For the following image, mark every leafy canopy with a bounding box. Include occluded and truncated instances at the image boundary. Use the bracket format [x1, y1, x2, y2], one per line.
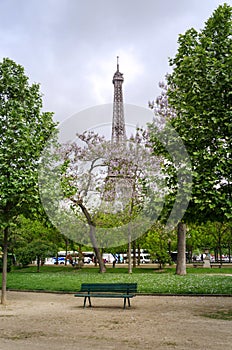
[0, 58, 57, 226]
[150, 4, 232, 224]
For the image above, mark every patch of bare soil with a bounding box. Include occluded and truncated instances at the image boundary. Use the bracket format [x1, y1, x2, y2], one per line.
[0, 291, 232, 350]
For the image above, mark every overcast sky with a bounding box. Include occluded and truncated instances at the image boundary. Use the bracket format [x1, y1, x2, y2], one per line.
[0, 0, 228, 125]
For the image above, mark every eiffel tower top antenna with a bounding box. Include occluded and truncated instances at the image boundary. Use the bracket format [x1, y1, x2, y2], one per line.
[111, 56, 126, 143]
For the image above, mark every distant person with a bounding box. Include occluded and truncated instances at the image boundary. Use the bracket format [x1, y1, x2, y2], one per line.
[66, 254, 74, 266]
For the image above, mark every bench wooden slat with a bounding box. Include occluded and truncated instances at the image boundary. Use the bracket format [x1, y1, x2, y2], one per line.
[75, 294, 134, 298]
[80, 283, 137, 292]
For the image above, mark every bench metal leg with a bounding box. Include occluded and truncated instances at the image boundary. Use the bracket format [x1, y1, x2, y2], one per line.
[83, 296, 87, 308]
[83, 296, 92, 308]
[123, 298, 131, 309]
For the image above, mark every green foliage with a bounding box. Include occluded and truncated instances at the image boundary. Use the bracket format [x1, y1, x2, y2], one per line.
[10, 215, 63, 249]
[148, 5, 232, 276]
[0, 57, 57, 227]
[179, 221, 232, 260]
[0, 254, 14, 272]
[144, 223, 174, 267]
[166, 4, 232, 223]
[16, 240, 57, 267]
[0, 57, 57, 301]
[6, 216, 64, 267]
[198, 221, 232, 258]
[14, 248, 33, 267]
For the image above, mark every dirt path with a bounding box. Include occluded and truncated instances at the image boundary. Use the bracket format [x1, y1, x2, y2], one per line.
[0, 291, 232, 350]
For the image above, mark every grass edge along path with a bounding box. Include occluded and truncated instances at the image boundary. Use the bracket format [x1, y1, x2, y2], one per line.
[1, 266, 232, 296]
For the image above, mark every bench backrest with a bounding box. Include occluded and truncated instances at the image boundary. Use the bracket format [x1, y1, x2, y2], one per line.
[80, 283, 137, 294]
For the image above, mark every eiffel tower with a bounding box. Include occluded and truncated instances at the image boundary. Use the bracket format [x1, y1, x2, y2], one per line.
[103, 58, 133, 209]
[111, 56, 126, 143]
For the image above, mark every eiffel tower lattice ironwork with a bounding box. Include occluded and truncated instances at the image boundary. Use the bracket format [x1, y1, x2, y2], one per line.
[103, 57, 133, 209]
[111, 56, 126, 143]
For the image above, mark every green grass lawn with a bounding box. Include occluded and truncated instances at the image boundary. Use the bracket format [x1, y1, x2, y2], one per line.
[1, 265, 232, 295]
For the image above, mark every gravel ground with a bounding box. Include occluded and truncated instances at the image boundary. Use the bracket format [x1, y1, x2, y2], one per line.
[0, 291, 232, 350]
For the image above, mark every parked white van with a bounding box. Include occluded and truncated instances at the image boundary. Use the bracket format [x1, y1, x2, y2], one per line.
[140, 254, 151, 264]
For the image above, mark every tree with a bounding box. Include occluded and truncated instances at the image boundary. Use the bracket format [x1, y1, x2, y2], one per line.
[0, 58, 56, 304]
[39, 129, 161, 273]
[184, 221, 232, 262]
[167, 4, 232, 222]
[17, 239, 57, 272]
[5, 215, 62, 268]
[144, 222, 173, 269]
[199, 221, 232, 262]
[149, 84, 192, 275]
[149, 4, 232, 274]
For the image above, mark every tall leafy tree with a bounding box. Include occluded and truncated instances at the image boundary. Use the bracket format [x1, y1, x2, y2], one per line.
[0, 58, 56, 304]
[149, 4, 232, 274]
[167, 4, 231, 222]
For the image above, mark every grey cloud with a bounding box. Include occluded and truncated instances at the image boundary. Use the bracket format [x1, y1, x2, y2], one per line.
[0, 0, 227, 121]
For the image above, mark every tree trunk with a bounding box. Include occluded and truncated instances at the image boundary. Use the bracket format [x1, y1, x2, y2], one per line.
[1, 227, 9, 305]
[137, 244, 141, 266]
[132, 240, 136, 268]
[128, 240, 132, 274]
[215, 248, 218, 262]
[37, 257, 40, 272]
[176, 222, 186, 275]
[78, 245, 84, 268]
[218, 236, 222, 263]
[65, 239, 68, 266]
[128, 224, 132, 274]
[89, 225, 106, 273]
[78, 202, 106, 273]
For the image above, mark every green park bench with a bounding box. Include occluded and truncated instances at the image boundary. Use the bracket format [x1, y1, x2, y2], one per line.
[74, 283, 137, 309]
[210, 262, 222, 268]
[193, 262, 204, 268]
